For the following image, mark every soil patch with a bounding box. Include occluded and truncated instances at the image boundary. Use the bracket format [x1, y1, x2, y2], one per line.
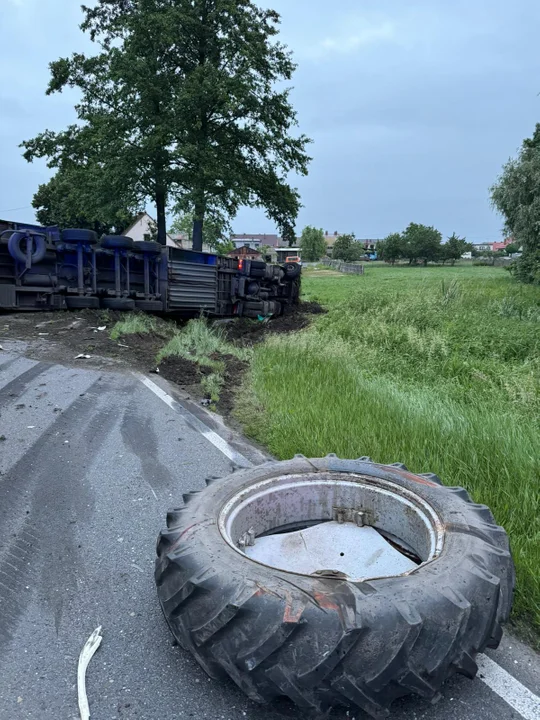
[0, 309, 175, 372]
[222, 301, 325, 347]
[1, 300, 323, 417]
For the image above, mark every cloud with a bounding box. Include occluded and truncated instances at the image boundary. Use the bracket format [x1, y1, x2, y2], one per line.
[320, 20, 396, 54]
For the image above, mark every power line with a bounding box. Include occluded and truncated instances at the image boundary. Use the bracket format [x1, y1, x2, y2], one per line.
[0, 205, 32, 215]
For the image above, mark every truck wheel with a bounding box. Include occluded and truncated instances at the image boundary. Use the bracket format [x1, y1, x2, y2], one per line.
[61, 229, 99, 245]
[101, 297, 135, 310]
[8, 232, 47, 264]
[156, 456, 514, 718]
[133, 241, 163, 254]
[282, 262, 301, 280]
[101, 235, 135, 250]
[65, 296, 100, 309]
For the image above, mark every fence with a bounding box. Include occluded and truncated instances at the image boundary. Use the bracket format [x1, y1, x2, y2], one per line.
[320, 257, 365, 275]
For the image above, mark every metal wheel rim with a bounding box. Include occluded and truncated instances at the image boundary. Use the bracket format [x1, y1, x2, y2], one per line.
[218, 472, 444, 581]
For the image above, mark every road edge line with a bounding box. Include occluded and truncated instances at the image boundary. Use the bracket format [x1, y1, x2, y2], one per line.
[477, 654, 540, 719]
[136, 373, 253, 468]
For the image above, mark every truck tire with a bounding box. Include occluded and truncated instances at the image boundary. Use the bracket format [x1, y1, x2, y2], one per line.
[101, 297, 135, 310]
[101, 235, 135, 250]
[61, 229, 99, 245]
[155, 456, 514, 718]
[8, 232, 47, 264]
[65, 296, 100, 309]
[133, 241, 162, 254]
[282, 261, 301, 280]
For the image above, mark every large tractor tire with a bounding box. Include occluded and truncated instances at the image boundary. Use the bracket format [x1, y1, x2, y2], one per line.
[155, 456, 514, 719]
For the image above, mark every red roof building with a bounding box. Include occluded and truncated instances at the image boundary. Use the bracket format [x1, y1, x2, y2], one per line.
[492, 237, 515, 252]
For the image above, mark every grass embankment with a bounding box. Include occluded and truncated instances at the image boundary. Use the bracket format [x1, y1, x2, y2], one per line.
[239, 265, 540, 635]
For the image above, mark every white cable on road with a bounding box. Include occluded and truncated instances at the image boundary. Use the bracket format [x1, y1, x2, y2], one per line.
[137, 374, 253, 467]
[477, 654, 540, 720]
[77, 626, 103, 720]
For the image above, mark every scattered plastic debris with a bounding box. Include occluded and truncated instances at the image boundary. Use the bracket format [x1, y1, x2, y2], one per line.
[77, 626, 103, 720]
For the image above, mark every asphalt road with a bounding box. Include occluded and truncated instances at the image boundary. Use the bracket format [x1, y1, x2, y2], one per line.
[0, 344, 539, 720]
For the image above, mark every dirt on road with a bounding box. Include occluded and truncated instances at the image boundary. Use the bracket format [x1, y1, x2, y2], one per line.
[0, 303, 323, 416]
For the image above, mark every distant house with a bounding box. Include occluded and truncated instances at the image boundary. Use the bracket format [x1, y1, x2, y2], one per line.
[276, 247, 302, 263]
[322, 232, 379, 253]
[473, 242, 495, 252]
[323, 231, 341, 251]
[492, 237, 515, 253]
[125, 212, 179, 248]
[228, 245, 263, 260]
[231, 233, 282, 249]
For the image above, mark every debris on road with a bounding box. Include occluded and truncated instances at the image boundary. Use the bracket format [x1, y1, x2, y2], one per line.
[77, 626, 103, 720]
[75, 354, 92, 360]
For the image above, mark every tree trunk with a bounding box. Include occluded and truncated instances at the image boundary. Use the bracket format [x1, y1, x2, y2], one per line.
[156, 190, 167, 246]
[192, 196, 206, 252]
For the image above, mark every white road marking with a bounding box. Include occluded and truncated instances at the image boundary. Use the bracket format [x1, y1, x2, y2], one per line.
[137, 374, 253, 468]
[477, 655, 540, 720]
[138, 374, 540, 720]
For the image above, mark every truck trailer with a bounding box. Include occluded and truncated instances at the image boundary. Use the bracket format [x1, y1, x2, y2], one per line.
[0, 224, 301, 317]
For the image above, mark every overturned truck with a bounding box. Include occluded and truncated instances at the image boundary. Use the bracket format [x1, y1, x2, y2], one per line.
[0, 223, 301, 316]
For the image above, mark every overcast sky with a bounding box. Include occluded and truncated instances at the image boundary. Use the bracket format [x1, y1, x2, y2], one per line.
[2, 0, 540, 241]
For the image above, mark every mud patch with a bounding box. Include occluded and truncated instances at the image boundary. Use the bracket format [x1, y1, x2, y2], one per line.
[222, 302, 325, 347]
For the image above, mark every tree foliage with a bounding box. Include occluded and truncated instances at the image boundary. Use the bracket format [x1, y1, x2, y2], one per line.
[32, 164, 136, 234]
[21, 0, 311, 248]
[169, 209, 227, 249]
[491, 124, 540, 283]
[441, 233, 471, 265]
[332, 233, 366, 262]
[402, 223, 442, 266]
[299, 226, 326, 261]
[378, 232, 405, 264]
[505, 242, 520, 256]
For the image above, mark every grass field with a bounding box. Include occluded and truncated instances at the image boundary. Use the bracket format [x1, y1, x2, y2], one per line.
[239, 264, 540, 635]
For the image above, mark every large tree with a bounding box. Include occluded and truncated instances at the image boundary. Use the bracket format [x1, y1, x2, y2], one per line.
[402, 223, 442, 265]
[21, 0, 311, 248]
[299, 226, 326, 261]
[491, 124, 540, 284]
[32, 164, 137, 234]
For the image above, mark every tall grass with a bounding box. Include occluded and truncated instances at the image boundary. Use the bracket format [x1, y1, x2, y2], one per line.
[240, 266, 540, 632]
[110, 313, 161, 340]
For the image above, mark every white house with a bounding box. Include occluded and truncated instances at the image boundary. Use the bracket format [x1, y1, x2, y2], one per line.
[124, 213, 215, 252]
[124, 212, 179, 248]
